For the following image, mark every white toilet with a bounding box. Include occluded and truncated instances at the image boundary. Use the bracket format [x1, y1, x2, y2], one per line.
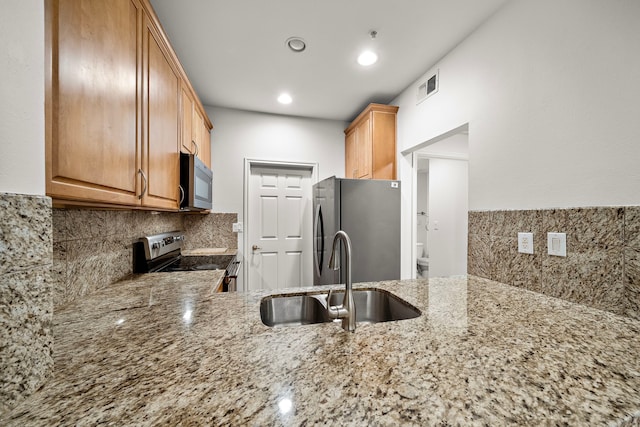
[416, 243, 429, 278]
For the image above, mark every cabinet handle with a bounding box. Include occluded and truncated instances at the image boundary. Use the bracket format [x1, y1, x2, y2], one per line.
[191, 141, 199, 156]
[138, 169, 148, 199]
[252, 245, 261, 251]
[179, 185, 185, 205]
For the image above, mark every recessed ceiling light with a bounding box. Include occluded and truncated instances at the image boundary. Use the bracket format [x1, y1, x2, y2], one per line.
[357, 50, 378, 66]
[357, 30, 379, 66]
[278, 93, 292, 104]
[286, 37, 306, 53]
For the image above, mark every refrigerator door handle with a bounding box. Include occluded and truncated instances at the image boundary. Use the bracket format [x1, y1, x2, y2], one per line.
[314, 204, 324, 277]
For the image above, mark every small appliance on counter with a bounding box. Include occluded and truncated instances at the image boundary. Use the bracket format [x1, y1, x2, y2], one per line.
[133, 231, 240, 291]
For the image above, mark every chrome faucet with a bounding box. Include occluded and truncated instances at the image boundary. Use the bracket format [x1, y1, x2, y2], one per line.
[326, 230, 356, 332]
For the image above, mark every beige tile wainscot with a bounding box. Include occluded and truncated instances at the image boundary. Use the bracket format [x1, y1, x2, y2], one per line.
[2, 276, 640, 425]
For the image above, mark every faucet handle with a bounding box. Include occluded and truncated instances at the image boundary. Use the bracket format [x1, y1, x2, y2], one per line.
[326, 288, 339, 320]
[327, 289, 334, 308]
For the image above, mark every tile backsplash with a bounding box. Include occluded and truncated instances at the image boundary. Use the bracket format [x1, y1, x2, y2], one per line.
[0, 193, 53, 415]
[52, 210, 237, 308]
[468, 206, 640, 320]
[183, 212, 238, 250]
[1, 195, 238, 415]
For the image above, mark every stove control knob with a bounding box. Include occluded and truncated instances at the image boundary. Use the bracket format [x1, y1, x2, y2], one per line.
[151, 242, 160, 250]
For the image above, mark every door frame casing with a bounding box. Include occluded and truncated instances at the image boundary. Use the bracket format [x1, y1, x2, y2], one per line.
[403, 123, 469, 279]
[412, 152, 468, 278]
[243, 158, 319, 292]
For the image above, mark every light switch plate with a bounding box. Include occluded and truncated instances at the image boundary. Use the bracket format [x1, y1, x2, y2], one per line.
[518, 232, 534, 254]
[547, 232, 567, 257]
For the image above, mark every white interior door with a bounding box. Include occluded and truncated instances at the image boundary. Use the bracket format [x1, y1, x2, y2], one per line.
[247, 164, 313, 291]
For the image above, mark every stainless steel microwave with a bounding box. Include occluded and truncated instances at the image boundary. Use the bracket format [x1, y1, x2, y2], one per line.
[180, 153, 213, 211]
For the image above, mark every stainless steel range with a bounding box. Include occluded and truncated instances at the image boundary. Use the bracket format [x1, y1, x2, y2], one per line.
[133, 231, 240, 291]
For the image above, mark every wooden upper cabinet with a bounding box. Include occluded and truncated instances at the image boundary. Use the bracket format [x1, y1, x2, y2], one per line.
[199, 118, 212, 169]
[344, 103, 399, 180]
[192, 108, 204, 158]
[355, 116, 372, 179]
[141, 11, 180, 210]
[180, 85, 195, 155]
[180, 81, 212, 168]
[345, 131, 356, 179]
[46, 0, 142, 205]
[45, 0, 212, 210]
[194, 108, 212, 168]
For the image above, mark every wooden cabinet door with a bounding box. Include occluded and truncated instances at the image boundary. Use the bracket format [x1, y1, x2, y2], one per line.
[343, 104, 398, 181]
[191, 108, 211, 168]
[200, 122, 211, 169]
[46, 0, 142, 205]
[141, 12, 179, 210]
[355, 116, 372, 179]
[181, 86, 211, 168]
[192, 108, 204, 157]
[180, 85, 195, 155]
[345, 130, 356, 178]
[371, 111, 397, 180]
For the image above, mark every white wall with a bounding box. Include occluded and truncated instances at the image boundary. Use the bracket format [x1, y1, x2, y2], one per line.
[207, 106, 346, 214]
[0, 0, 45, 195]
[427, 158, 468, 277]
[206, 106, 346, 289]
[416, 170, 428, 250]
[395, 0, 640, 211]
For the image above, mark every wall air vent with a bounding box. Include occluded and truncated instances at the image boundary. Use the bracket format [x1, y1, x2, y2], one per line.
[416, 69, 439, 105]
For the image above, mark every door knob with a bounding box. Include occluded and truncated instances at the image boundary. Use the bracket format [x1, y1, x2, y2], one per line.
[252, 245, 261, 251]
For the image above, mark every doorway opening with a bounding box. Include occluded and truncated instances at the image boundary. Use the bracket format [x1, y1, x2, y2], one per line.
[243, 159, 318, 292]
[410, 125, 469, 278]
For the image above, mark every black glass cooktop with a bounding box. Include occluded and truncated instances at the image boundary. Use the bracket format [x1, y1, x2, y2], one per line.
[159, 255, 235, 272]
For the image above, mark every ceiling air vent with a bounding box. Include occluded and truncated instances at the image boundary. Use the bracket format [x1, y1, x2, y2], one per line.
[416, 70, 439, 105]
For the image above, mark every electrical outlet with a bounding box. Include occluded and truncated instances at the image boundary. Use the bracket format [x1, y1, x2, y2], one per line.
[232, 222, 243, 233]
[547, 232, 567, 257]
[518, 232, 534, 254]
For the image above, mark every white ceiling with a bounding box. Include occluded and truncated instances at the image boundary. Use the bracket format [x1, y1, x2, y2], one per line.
[149, 0, 509, 122]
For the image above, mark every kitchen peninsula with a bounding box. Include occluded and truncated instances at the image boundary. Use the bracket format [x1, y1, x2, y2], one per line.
[2, 275, 640, 425]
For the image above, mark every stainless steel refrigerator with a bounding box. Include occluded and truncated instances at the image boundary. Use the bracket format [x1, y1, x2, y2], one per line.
[313, 176, 401, 285]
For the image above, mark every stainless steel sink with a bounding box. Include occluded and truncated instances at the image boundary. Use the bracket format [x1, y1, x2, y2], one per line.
[260, 288, 421, 327]
[328, 289, 421, 324]
[260, 295, 330, 327]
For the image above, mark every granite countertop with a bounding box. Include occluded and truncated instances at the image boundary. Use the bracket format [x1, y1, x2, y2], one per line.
[3, 275, 640, 426]
[177, 247, 237, 291]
